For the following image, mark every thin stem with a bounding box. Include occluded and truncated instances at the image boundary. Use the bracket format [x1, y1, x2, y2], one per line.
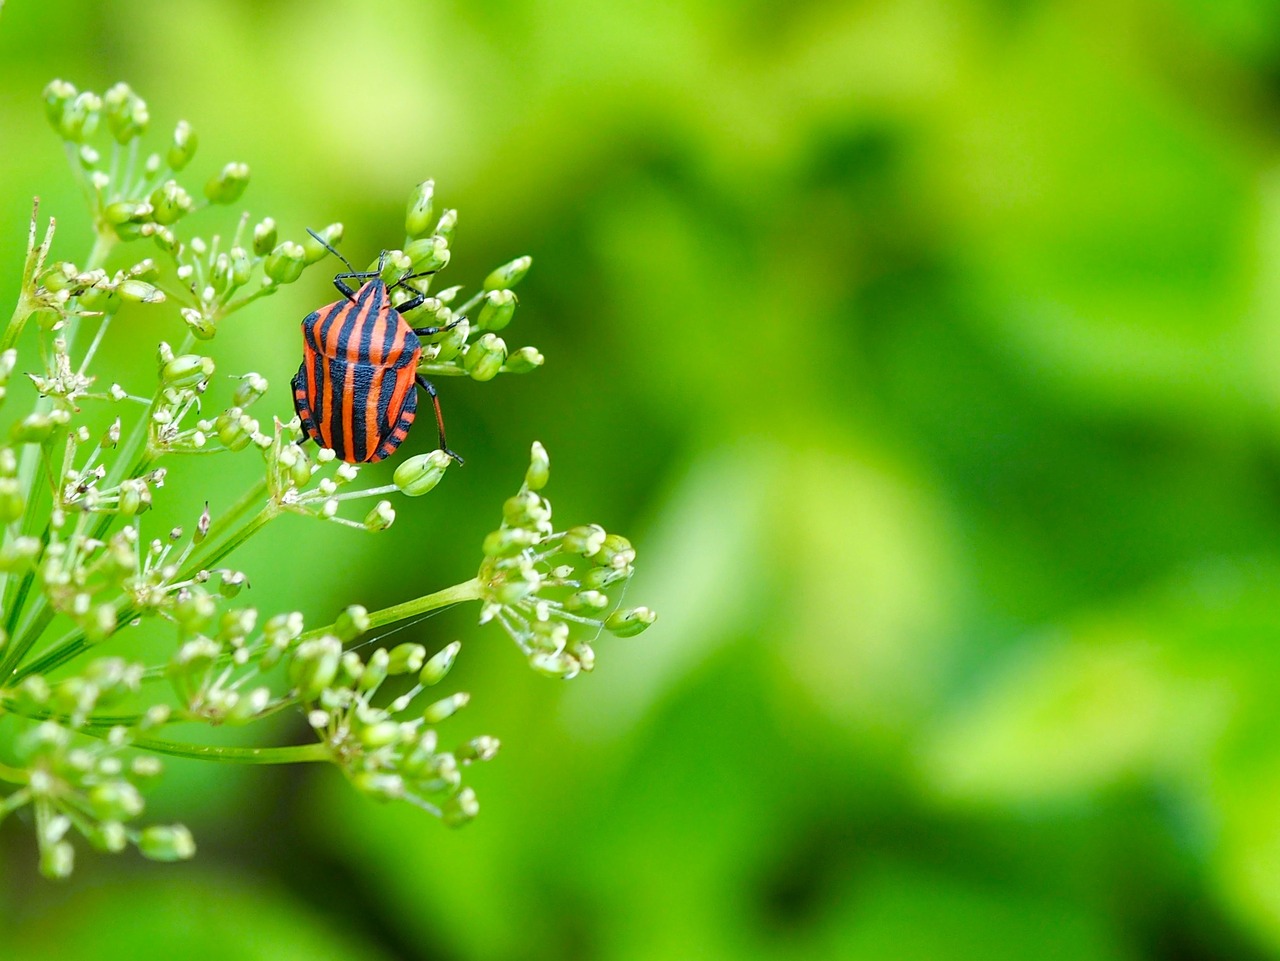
[94, 730, 329, 765]
[296, 577, 484, 644]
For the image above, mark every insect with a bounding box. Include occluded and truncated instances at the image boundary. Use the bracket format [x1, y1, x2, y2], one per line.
[292, 229, 463, 465]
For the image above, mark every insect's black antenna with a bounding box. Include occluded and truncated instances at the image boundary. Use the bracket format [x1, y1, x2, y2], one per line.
[306, 227, 357, 273]
[390, 268, 439, 292]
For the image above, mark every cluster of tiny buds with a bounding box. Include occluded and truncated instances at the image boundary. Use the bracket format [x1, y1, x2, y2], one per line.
[41, 79, 336, 342]
[165, 608, 301, 724]
[476, 442, 656, 679]
[0, 719, 192, 878]
[290, 611, 494, 824]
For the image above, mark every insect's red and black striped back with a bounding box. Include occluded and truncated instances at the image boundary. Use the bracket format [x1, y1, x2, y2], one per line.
[292, 279, 421, 463]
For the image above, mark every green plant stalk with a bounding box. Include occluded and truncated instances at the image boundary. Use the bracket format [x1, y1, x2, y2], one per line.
[92, 731, 329, 765]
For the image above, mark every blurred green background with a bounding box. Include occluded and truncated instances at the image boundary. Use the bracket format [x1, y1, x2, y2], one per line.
[6, 0, 1280, 958]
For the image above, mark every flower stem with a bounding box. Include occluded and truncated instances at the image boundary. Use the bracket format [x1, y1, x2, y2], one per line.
[100, 731, 329, 765]
[296, 577, 484, 644]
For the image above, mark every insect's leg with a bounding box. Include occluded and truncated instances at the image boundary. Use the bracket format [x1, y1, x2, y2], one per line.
[331, 269, 381, 301]
[412, 314, 467, 337]
[415, 374, 463, 465]
[391, 270, 444, 313]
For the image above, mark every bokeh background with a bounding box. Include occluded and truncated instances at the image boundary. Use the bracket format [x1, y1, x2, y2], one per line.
[5, 0, 1280, 958]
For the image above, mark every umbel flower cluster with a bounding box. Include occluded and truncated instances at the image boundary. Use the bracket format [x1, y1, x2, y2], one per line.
[0, 81, 655, 877]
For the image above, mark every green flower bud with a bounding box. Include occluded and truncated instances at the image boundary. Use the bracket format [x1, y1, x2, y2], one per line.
[104, 201, 152, 227]
[528, 650, 579, 679]
[482, 527, 540, 558]
[173, 588, 216, 633]
[569, 640, 596, 672]
[79, 282, 121, 315]
[11, 412, 58, 445]
[252, 218, 277, 257]
[59, 91, 102, 141]
[405, 235, 450, 273]
[405, 180, 436, 238]
[117, 478, 152, 516]
[169, 637, 221, 679]
[218, 608, 257, 642]
[229, 374, 266, 409]
[264, 612, 304, 647]
[387, 642, 426, 675]
[43, 79, 76, 129]
[288, 444, 313, 488]
[423, 691, 470, 724]
[204, 162, 250, 205]
[375, 250, 411, 286]
[358, 648, 390, 693]
[149, 181, 192, 226]
[138, 825, 196, 862]
[264, 242, 306, 284]
[364, 500, 396, 532]
[463, 333, 506, 382]
[339, 650, 364, 687]
[435, 209, 458, 244]
[226, 686, 271, 724]
[87, 782, 145, 821]
[590, 533, 636, 569]
[351, 772, 405, 800]
[483, 255, 532, 291]
[303, 223, 344, 265]
[605, 606, 656, 637]
[477, 289, 517, 331]
[103, 82, 148, 143]
[358, 719, 401, 749]
[40, 841, 74, 879]
[419, 640, 461, 686]
[289, 636, 342, 701]
[214, 410, 252, 450]
[525, 441, 550, 490]
[566, 590, 609, 612]
[583, 564, 633, 590]
[118, 278, 165, 304]
[393, 449, 452, 496]
[489, 567, 541, 605]
[334, 604, 370, 642]
[160, 353, 214, 390]
[431, 315, 469, 362]
[503, 490, 550, 528]
[0, 478, 24, 524]
[87, 821, 128, 854]
[228, 246, 253, 286]
[40, 261, 80, 292]
[0, 536, 40, 572]
[457, 735, 501, 763]
[168, 119, 198, 170]
[530, 619, 569, 653]
[442, 787, 479, 827]
[504, 346, 544, 374]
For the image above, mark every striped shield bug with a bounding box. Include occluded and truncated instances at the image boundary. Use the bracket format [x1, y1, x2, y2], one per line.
[292, 229, 463, 465]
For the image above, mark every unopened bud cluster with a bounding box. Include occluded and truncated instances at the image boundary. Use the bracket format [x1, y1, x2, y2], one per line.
[291, 625, 494, 824]
[376, 182, 545, 384]
[476, 442, 655, 679]
[0, 717, 192, 877]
